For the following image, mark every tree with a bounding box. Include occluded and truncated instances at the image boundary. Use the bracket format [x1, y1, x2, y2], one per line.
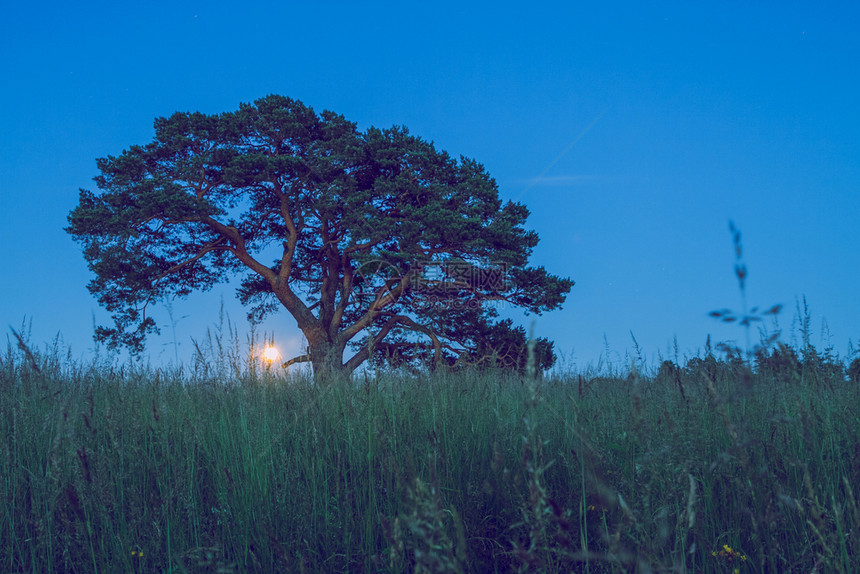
[67, 95, 574, 380]
[370, 314, 558, 376]
[848, 357, 860, 385]
[753, 342, 801, 384]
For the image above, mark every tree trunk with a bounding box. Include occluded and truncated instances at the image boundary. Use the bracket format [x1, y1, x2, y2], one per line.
[306, 338, 350, 384]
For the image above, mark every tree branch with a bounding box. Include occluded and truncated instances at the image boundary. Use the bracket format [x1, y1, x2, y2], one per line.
[343, 314, 401, 372]
[282, 354, 311, 368]
[330, 252, 354, 334]
[201, 216, 272, 277]
[390, 315, 443, 366]
[343, 313, 445, 372]
[152, 237, 228, 283]
[278, 182, 299, 284]
[337, 273, 411, 345]
[202, 214, 318, 330]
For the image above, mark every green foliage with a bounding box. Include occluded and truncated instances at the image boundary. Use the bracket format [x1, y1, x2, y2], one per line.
[849, 357, 860, 384]
[3, 336, 859, 572]
[754, 342, 802, 383]
[370, 315, 556, 375]
[462, 318, 556, 374]
[67, 95, 573, 376]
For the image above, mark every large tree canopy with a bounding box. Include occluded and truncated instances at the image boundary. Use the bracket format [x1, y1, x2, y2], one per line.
[67, 95, 574, 379]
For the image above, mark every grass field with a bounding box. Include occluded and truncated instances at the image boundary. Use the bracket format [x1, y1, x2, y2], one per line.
[2, 333, 859, 573]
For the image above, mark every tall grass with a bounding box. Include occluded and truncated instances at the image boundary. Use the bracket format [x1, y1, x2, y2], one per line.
[1, 330, 859, 572]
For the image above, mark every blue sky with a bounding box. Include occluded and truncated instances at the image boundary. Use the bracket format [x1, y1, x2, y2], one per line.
[2, 1, 858, 371]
